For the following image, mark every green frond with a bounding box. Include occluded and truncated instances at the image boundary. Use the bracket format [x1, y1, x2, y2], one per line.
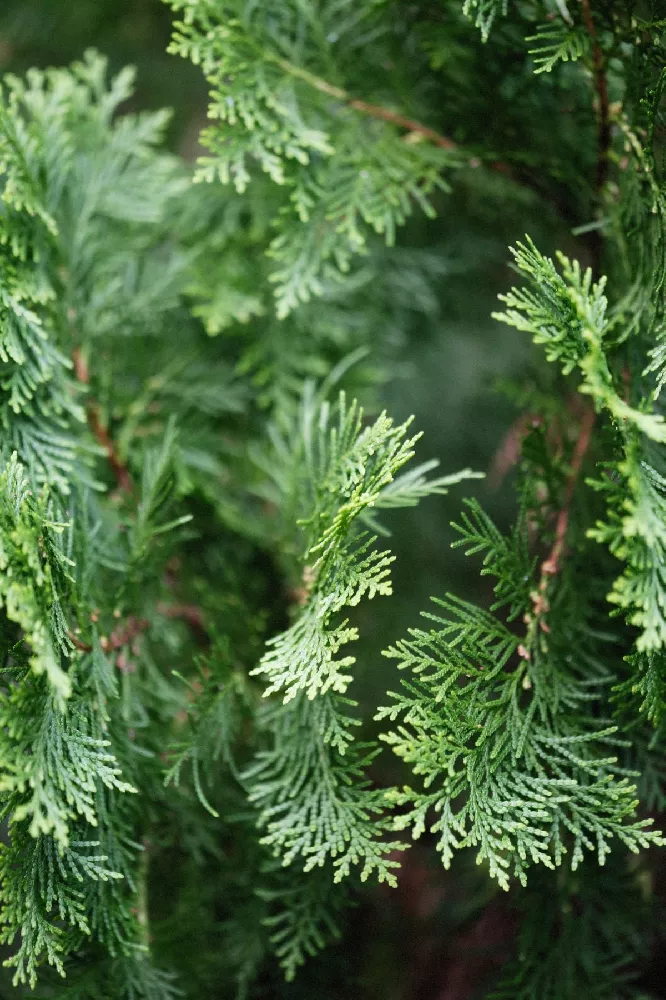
[489, 859, 649, 999]
[246, 387, 472, 881]
[251, 390, 428, 702]
[165, 0, 458, 313]
[379, 506, 662, 890]
[495, 238, 662, 439]
[451, 497, 534, 619]
[267, 134, 452, 318]
[259, 865, 347, 981]
[527, 22, 590, 75]
[461, 0, 508, 41]
[0, 455, 75, 701]
[246, 693, 407, 884]
[0, 832, 123, 987]
[590, 445, 666, 654]
[0, 676, 135, 847]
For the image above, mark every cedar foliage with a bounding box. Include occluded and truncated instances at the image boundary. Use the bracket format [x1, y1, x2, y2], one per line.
[0, 1, 666, 998]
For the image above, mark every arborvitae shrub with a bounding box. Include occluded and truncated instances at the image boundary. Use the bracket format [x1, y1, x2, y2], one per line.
[0, 1, 666, 998]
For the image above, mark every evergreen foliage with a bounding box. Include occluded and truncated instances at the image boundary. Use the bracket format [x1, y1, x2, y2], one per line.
[1, 1, 666, 998]
[379, 498, 660, 890]
[164, 0, 459, 317]
[245, 387, 473, 884]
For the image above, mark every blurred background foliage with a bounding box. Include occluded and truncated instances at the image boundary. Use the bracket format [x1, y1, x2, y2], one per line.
[0, 2, 631, 998]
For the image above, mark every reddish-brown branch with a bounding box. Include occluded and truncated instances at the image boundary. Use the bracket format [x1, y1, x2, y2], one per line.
[68, 632, 94, 652]
[157, 602, 205, 630]
[69, 616, 149, 654]
[69, 604, 208, 655]
[347, 99, 457, 150]
[581, 0, 610, 191]
[530, 406, 596, 626]
[88, 408, 134, 494]
[349, 97, 536, 189]
[347, 99, 532, 184]
[272, 56, 458, 151]
[100, 617, 150, 653]
[272, 54, 539, 186]
[488, 413, 543, 489]
[73, 347, 134, 495]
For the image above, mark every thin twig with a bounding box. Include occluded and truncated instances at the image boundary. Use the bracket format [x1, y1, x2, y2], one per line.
[272, 55, 457, 150]
[266, 52, 558, 202]
[528, 406, 596, 629]
[488, 413, 543, 489]
[69, 616, 149, 654]
[73, 347, 134, 495]
[347, 98, 457, 150]
[69, 604, 208, 655]
[520, 2, 607, 639]
[581, 0, 610, 192]
[541, 407, 595, 576]
[522, 3, 608, 614]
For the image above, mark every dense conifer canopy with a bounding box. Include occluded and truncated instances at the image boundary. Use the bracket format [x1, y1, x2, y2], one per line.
[0, 1, 665, 997]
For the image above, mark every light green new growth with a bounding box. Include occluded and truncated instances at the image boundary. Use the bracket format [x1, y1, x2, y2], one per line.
[494, 241, 666, 664]
[462, 0, 509, 41]
[252, 392, 458, 702]
[527, 22, 590, 74]
[494, 240, 666, 443]
[247, 387, 475, 884]
[0, 456, 75, 702]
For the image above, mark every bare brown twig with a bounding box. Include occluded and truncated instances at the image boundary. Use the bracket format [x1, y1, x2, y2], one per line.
[70, 350, 211, 655]
[346, 98, 457, 150]
[69, 616, 149, 654]
[272, 56, 457, 151]
[156, 602, 210, 645]
[488, 413, 543, 489]
[529, 406, 596, 630]
[69, 605, 209, 655]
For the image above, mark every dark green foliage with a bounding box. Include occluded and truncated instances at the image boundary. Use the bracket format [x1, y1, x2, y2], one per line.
[489, 858, 651, 999]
